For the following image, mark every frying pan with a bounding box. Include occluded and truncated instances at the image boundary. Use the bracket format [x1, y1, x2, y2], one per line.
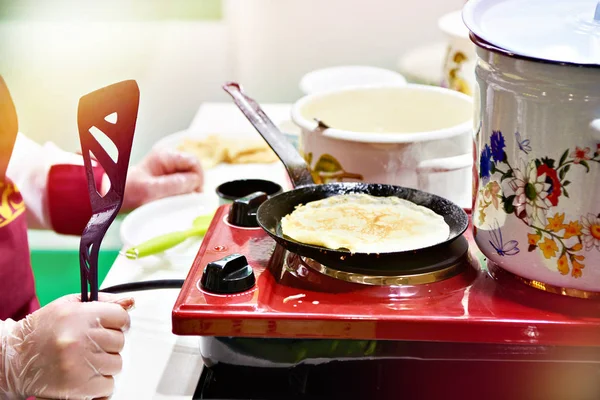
[223, 82, 469, 276]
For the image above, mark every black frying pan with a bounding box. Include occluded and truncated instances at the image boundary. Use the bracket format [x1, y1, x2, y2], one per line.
[223, 82, 469, 276]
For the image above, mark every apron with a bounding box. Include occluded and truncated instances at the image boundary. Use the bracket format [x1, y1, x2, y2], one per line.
[0, 141, 105, 321]
[0, 179, 39, 320]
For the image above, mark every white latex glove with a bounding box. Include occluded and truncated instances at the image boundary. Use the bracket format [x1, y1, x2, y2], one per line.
[121, 148, 204, 212]
[0, 293, 134, 400]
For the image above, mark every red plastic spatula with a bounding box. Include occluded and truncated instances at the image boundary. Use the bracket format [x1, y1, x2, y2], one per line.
[78, 80, 139, 302]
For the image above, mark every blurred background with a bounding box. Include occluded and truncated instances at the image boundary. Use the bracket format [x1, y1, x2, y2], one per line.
[0, 0, 462, 163]
[0, 0, 465, 304]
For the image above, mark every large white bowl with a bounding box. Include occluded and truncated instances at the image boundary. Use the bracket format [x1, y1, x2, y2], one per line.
[291, 84, 474, 208]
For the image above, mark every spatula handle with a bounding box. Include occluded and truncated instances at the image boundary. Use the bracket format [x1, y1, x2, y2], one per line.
[124, 214, 213, 259]
[223, 82, 314, 188]
[125, 227, 206, 259]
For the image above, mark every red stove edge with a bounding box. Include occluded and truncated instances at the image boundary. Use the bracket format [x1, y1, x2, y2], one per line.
[172, 205, 600, 347]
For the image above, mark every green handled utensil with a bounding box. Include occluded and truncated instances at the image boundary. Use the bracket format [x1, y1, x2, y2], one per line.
[124, 213, 214, 260]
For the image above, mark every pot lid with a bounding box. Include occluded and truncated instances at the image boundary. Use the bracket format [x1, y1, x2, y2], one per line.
[462, 0, 600, 66]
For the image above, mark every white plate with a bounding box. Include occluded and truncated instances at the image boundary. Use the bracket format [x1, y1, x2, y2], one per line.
[119, 193, 218, 260]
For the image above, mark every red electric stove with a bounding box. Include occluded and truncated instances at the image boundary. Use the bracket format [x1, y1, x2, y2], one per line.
[173, 204, 600, 400]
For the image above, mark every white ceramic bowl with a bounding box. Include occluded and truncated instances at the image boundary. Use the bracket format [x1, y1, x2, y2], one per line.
[396, 42, 446, 86]
[299, 66, 407, 95]
[291, 84, 474, 208]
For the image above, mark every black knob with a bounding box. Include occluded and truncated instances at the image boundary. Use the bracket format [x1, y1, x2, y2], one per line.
[200, 254, 256, 294]
[228, 191, 268, 227]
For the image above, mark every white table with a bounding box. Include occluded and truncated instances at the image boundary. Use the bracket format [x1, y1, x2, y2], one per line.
[103, 102, 293, 399]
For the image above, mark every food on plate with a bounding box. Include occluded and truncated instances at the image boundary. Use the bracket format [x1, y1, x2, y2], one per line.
[177, 135, 278, 169]
[281, 193, 449, 253]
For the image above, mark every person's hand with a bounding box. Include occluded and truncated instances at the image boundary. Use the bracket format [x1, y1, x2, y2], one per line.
[0, 293, 134, 400]
[121, 149, 204, 212]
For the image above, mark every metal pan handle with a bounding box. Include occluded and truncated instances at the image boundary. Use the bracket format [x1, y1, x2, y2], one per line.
[223, 82, 314, 188]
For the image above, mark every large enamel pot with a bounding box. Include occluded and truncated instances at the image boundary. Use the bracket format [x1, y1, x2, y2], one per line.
[465, 0, 600, 297]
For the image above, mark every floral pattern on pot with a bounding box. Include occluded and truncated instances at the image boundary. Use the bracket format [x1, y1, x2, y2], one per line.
[444, 50, 472, 96]
[303, 152, 364, 184]
[477, 131, 600, 278]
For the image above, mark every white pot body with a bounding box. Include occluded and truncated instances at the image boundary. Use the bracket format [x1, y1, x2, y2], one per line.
[472, 46, 600, 293]
[291, 85, 474, 208]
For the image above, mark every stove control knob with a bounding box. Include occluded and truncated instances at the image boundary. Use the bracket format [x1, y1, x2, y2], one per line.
[228, 191, 268, 228]
[200, 253, 256, 294]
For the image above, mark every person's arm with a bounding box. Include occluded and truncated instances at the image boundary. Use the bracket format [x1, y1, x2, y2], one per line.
[7, 133, 204, 236]
[6, 133, 109, 233]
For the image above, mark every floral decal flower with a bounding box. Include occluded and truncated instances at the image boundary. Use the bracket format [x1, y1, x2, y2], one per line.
[525, 212, 588, 278]
[536, 164, 561, 206]
[484, 181, 501, 210]
[570, 147, 591, 164]
[477, 181, 502, 225]
[476, 130, 600, 278]
[563, 221, 582, 239]
[581, 214, 600, 251]
[538, 237, 558, 259]
[571, 257, 585, 278]
[490, 131, 506, 162]
[545, 213, 564, 232]
[479, 144, 493, 184]
[507, 160, 551, 225]
[527, 233, 541, 247]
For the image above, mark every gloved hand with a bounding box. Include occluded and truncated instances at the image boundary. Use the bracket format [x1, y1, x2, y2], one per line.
[120, 149, 204, 212]
[0, 293, 134, 400]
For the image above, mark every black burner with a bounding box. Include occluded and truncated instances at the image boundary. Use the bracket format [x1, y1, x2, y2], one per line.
[193, 358, 600, 400]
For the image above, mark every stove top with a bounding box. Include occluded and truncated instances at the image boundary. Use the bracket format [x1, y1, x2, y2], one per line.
[172, 205, 600, 347]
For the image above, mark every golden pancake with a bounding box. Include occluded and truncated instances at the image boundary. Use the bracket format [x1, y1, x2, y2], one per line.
[280, 193, 450, 253]
[178, 137, 225, 169]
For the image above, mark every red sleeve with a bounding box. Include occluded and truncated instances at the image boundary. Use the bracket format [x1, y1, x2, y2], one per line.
[47, 164, 105, 236]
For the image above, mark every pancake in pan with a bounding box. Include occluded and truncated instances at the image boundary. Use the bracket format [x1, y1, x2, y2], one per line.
[280, 193, 450, 253]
